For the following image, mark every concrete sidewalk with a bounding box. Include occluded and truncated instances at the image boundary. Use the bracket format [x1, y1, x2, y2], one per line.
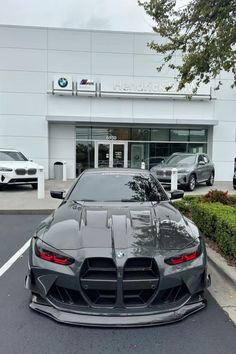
[0, 179, 235, 212]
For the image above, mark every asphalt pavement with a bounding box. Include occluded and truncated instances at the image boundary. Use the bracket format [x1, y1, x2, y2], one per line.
[0, 215, 235, 354]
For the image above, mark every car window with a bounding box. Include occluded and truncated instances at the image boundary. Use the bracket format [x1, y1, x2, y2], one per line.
[69, 172, 168, 202]
[0, 151, 28, 161]
[165, 154, 196, 165]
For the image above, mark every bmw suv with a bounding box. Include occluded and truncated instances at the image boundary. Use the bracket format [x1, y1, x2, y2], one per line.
[0, 148, 41, 189]
[151, 153, 215, 191]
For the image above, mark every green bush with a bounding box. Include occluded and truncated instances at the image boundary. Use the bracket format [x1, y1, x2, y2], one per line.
[175, 199, 236, 258]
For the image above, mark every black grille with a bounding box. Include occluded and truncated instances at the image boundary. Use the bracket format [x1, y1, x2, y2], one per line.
[15, 168, 26, 175]
[123, 258, 159, 306]
[152, 284, 190, 305]
[48, 285, 87, 307]
[28, 168, 37, 175]
[80, 258, 117, 306]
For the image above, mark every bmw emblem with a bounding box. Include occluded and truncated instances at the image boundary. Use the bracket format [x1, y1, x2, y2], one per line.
[116, 251, 125, 259]
[58, 77, 68, 88]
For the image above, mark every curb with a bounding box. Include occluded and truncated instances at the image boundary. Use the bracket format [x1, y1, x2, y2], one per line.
[206, 244, 236, 286]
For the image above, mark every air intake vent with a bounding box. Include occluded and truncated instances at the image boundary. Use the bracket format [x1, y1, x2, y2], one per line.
[123, 258, 159, 306]
[80, 258, 117, 306]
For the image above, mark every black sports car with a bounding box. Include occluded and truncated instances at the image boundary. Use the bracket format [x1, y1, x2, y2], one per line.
[26, 168, 210, 326]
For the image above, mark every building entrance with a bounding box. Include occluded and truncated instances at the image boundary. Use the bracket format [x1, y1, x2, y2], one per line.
[95, 141, 128, 168]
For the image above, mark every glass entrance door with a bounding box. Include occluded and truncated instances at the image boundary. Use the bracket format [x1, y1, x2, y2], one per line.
[95, 141, 128, 168]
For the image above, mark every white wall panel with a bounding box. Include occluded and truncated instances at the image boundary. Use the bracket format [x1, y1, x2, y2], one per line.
[92, 53, 133, 75]
[134, 54, 175, 77]
[173, 100, 214, 119]
[48, 29, 91, 51]
[49, 124, 75, 179]
[213, 122, 236, 142]
[91, 98, 132, 118]
[0, 71, 47, 93]
[91, 32, 133, 53]
[214, 81, 236, 101]
[0, 115, 48, 137]
[214, 101, 236, 122]
[0, 93, 46, 116]
[212, 142, 236, 162]
[47, 95, 90, 117]
[0, 48, 47, 71]
[214, 161, 235, 181]
[133, 99, 173, 119]
[0, 26, 47, 49]
[48, 50, 90, 73]
[134, 34, 166, 54]
[0, 136, 48, 159]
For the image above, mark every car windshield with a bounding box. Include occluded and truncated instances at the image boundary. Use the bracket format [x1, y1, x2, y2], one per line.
[69, 172, 167, 202]
[0, 151, 28, 161]
[165, 154, 196, 165]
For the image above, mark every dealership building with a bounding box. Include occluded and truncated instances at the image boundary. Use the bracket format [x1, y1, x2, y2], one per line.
[0, 25, 235, 180]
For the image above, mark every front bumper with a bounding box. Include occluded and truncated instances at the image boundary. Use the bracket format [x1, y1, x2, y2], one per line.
[29, 292, 206, 327]
[156, 173, 189, 187]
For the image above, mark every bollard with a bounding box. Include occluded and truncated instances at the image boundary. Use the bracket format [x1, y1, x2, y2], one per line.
[171, 168, 178, 191]
[37, 166, 45, 199]
[62, 161, 67, 182]
[141, 161, 146, 170]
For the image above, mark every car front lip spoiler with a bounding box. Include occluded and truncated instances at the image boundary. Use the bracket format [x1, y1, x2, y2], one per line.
[29, 296, 206, 327]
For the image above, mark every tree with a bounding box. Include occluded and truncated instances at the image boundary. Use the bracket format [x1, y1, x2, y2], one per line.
[138, 0, 236, 92]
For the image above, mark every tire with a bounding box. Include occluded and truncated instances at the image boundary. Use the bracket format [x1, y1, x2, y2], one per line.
[187, 174, 196, 191]
[206, 172, 214, 186]
[31, 183, 37, 190]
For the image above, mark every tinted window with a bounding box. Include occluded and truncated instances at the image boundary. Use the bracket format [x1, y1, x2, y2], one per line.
[69, 172, 167, 202]
[0, 151, 28, 161]
[166, 154, 196, 165]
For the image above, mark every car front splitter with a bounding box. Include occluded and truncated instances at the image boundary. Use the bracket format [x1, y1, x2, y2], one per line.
[29, 297, 206, 327]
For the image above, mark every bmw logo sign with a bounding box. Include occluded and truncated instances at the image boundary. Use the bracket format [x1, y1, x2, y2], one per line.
[58, 77, 68, 88]
[116, 251, 125, 259]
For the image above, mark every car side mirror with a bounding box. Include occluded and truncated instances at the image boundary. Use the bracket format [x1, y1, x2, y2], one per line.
[198, 161, 205, 166]
[170, 189, 184, 200]
[50, 190, 64, 199]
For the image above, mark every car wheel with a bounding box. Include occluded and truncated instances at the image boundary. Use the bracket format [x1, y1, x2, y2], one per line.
[206, 172, 214, 186]
[187, 174, 196, 191]
[31, 183, 37, 190]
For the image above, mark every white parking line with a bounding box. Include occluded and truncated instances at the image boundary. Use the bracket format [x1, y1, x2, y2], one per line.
[0, 239, 31, 277]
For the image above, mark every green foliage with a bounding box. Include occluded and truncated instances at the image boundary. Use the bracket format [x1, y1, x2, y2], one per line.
[175, 197, 236, 258]
[199, 189, 230, 204]
[138, 0, 236, 91]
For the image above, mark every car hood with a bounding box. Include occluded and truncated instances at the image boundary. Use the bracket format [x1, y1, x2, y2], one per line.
[37, 201, 199, 254]
[0, 161, 40, 168]
[153, 163, 193, 170]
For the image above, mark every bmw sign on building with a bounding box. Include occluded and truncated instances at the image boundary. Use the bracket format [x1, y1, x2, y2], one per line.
[52, 75, 73, 94]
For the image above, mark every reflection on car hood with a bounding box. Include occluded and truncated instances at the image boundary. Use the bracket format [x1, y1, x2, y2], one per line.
[0, 161, 40, 168]
[37, 201, 199, 254]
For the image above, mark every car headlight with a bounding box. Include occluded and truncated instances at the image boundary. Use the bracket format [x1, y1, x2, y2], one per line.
[178, 169, 190, 174]
[0, 167, 13, 172]
[35, 238, 74, 265]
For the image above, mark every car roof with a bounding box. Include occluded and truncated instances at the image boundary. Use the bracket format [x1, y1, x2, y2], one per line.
[0, 148, 18, 152]
[82, 168, 151, 175]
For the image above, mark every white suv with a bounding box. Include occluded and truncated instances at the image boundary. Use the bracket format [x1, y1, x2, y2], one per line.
[0, 149, 41, 189]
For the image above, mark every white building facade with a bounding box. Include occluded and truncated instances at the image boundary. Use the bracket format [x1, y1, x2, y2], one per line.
[0, 25, 235, 180]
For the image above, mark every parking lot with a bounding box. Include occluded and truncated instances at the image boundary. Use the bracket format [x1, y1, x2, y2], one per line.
[0, 214, 235, 354]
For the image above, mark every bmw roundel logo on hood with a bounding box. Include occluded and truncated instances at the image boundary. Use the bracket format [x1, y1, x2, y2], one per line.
[116, 251, 125, 259]
[58, 77, 68, 88]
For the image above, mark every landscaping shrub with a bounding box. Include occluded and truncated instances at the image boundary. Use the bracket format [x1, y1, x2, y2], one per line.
[175, 197, 236, 259]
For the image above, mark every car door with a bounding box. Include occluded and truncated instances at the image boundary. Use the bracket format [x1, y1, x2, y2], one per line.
[196, 154, 207, 182]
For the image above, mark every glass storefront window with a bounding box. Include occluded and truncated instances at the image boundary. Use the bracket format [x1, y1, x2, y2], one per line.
[170, 143, 187, 154]
[189, 129, 207, 142]
[76, 127, 91, 140]
[151, 129, 169, 141]
[131, 128, 149, 141]
[188, 143, 207, 153]
[170, 129, 189, 141]
[76, 141, 94, 176]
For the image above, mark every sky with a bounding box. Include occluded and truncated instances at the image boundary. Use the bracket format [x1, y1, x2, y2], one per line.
[0, 0, 189, 32]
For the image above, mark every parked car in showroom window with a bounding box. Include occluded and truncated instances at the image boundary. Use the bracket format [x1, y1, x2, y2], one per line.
[0, 148, 40, 189]
[150, 153, 215, 191]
